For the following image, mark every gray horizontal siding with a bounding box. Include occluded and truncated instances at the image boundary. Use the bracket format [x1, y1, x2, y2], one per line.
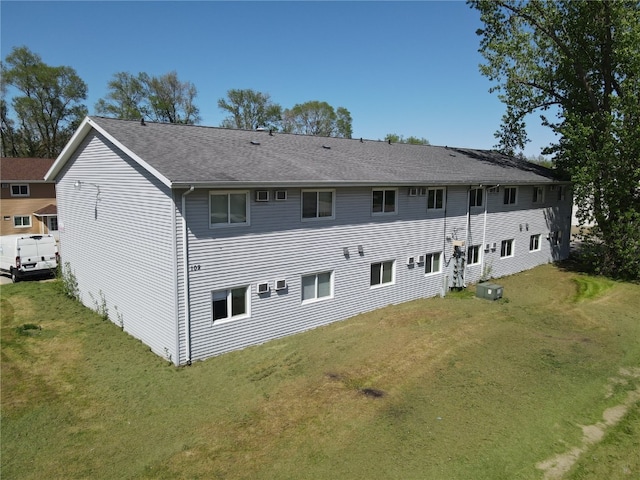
[56, 132, 178, 362]
[179, 184, 572, 362]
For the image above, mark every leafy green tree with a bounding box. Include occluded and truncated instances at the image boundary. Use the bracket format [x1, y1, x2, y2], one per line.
[95, 72, 147, 120]
[384, 133, 430, 145]
[96, 70, 200, 124]
[282, 101, 352, 138]
[144, 71, 200, 124]
[1, 46, 87, 158]
[471, 0, 640, 280]
[217, 89, 282, 130]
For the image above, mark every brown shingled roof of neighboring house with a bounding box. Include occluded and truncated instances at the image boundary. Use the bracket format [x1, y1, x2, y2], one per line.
[1, 157, 56, 181]
[34, 204, 58, 215]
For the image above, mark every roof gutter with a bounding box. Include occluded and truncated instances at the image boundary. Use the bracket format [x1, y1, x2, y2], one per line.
[182, 185, 195, 365]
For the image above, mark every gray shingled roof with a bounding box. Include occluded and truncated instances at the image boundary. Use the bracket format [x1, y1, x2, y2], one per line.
[89, 116, 562, 187]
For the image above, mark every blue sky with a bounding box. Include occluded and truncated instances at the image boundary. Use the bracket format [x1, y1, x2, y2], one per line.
[1, 1, 555, 156]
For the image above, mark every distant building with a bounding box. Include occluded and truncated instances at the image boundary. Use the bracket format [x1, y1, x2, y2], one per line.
[46, 116, 572, 364]
[1, 157, 58, 238]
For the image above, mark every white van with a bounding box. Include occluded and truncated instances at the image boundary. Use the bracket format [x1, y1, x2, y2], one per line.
[0, 234, 59, 282]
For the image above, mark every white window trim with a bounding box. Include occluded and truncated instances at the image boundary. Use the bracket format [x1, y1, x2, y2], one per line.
[301, 189, 336, 221]
[211, 286, 250, 325]
[10, 184, 30, 197]
[467, 245, 481, 265]
[371, 188, 398, 216]
[469, 188, 483, 208]
[370, 260, 395, 288]
[427, 187, 446, 211]
[424, 252, 442, 275]
[532, 186, 545, 204]
[13, 215, 31, 228]
[503, 186, 518, 206]
[301, 271, 334, 304]
[529, 234, 541, 252]
[209, 190, 250, 228]
[500, 239, 515, 258]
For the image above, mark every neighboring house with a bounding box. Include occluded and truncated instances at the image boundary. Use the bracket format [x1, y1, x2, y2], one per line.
[45, 116, 572, 365]
[1, 157, 58, 238]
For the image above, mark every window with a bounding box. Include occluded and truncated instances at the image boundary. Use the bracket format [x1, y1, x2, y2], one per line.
[212, 287, 249, 323]
[302, 190, 334, 219]
[467, 245, 480, 265]
[372, 189, 396, 214]
[10, 184, 29, 197]
[13, 215, 31, 228]
[469, 188, 483, 208]
[427, 188, 444, 210]
[529, 234, 541, 252]
[557, 186, 566, 201]
[503, 187, 517, 205]
[500, 239, 514, 258]
[302, 271, 333, 302]
[370, 261, 394, 287]
[532, 186, 544, 203]
[210, 191, 249, 226]
[424, 252, 442, 274]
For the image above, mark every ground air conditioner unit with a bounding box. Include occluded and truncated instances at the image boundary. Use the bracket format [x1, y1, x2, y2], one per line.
[257, 282, 270, 294]
[275, 190, 287, 201]
[476, 282, 504, 300]
[275, 279, 287, 291]
[255, 190, 269, 202]
[408, 187, 418, 196]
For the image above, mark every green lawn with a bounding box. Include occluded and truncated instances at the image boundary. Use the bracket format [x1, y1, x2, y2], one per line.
[1, 264, 639, 479]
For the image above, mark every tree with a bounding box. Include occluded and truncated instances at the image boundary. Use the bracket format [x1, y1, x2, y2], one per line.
[95, 70, 200, 124]
[282, 101, 352, 138]
[470, 0, 640, 280]
[217, 89, 282, 130]
[384, 133, 430, 145]
[1, 46, 88, 158]
[95, 72, 147, 120]
[144, 71, 200, 124]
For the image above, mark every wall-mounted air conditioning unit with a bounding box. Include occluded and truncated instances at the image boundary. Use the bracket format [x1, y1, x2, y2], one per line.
[491, 242, 497, 250]
[418, 255, 425, 264]
[408, 187, 418, 196]
[407, 256, 416, 266]
[255, 190, 269, 202]
[275, 279, 287, 291]
[274, 190, 287, 201]
[257, 282, 270, 294]
[485, 243, 491, 251]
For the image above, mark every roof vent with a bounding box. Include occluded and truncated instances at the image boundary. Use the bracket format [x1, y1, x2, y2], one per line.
[322, 145, 331, 149]
[250, 141, 261, 145]
[140, 118, 146, 126]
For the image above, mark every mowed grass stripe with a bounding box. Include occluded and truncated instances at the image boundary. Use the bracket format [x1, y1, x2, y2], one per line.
[1, 263, 639, 479]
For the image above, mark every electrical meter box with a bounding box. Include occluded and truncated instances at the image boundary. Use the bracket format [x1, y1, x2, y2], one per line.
[476, 282, 503, 300]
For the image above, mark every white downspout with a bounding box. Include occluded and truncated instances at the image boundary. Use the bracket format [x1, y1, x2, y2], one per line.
[480, 187, 488, 280]
[182, 186, 195, 365]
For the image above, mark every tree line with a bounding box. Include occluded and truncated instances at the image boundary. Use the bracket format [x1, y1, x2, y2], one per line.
[4, 46, 426, 159]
